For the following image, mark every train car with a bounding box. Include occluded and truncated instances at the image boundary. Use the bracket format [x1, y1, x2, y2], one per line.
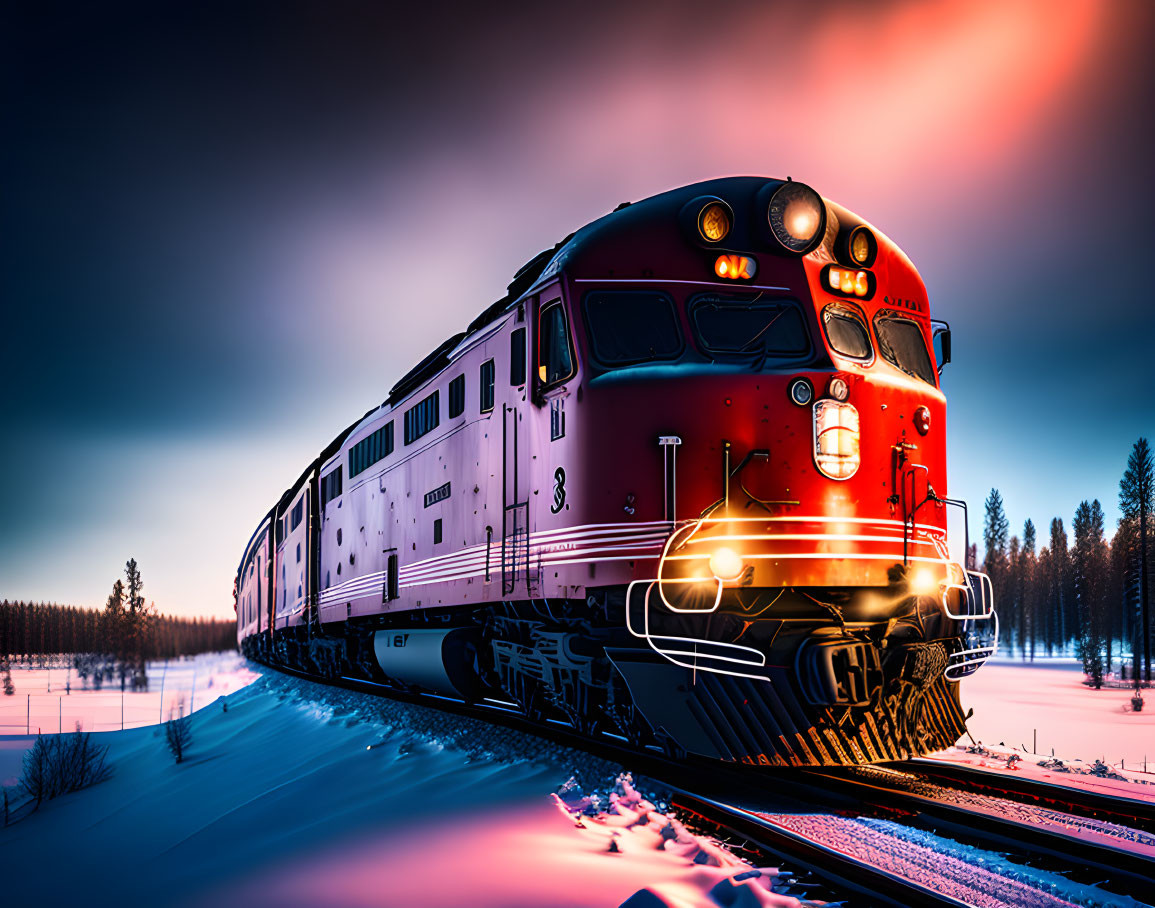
[235, 176, 997, 766]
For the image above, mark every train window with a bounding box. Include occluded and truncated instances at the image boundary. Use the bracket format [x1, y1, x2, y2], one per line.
[433, 518, 443, 545]
[822, 306, 872, 360]
[538, 301, 575, 387]
[583, 291, 682, 366]
[480, 358, 495, 412]
[321, 467, 343, 506]
[290, 499, 303, 531]
[404, 391, 440, 444]
[350, 421, 394, 478]
[386, 553, 399, 600]
[510, 328, 526, 385]
[874, 314, 936, 385]
[690, 296, 809, 359]
[448, 374, 466, 418]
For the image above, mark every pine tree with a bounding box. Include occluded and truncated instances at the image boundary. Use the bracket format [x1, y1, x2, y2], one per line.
[103, 579, 126, 688]
[1073, 500, 1109, 687]
[1021, 520, 1038, 660]
[983, 489, 1010, 645]
[1048, 518, 1073, 651]
[1006, 535, 1021, 653]
[123, 558, 153, 689]
[1120, 437, 1152, 682]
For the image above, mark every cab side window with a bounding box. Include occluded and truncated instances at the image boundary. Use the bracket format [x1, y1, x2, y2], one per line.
[538, 301, 574, 387]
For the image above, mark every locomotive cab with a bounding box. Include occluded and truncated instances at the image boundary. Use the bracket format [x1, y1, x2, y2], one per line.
[531, 177, 996, 763]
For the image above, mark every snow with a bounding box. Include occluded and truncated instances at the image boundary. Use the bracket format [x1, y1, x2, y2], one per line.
[0, 669, 816, 908]
[946, 658, 1155, 789]
[0, 651, 259, 739]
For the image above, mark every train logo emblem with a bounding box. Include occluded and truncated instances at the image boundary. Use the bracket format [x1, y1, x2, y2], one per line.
[551, 467, 566, 514]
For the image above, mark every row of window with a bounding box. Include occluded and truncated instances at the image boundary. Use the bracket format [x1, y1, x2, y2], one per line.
[583, 290, 935, 386]
[582, 290, 807, 367]
[338, 354, 505, 491]
[821, 305, 936, 385]
[350, 422, 394, 479]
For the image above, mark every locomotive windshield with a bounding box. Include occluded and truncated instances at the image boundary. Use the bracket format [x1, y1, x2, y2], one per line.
[874, 313, 936, 385]
[583, 290, 683, 365]
[689, 295, 809, 360]
[822, 305, 872, 359]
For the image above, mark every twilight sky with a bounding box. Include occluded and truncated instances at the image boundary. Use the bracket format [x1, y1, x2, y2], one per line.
[2, 0, 1153, 618]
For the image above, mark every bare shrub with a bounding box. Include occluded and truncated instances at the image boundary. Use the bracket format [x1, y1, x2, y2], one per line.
[20, 728, 111, 805]
[165, 703, 192, 764]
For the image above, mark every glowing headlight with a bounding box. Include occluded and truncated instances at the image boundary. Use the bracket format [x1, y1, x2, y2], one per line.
[698, 201, 733, 243]
[910, 567, 939, 595]
[768, 181, 825, 254]
[709, 547, 745, 582]
[813, 399, 860, 480]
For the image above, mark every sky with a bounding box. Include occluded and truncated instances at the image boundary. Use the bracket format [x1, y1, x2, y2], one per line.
[2, 0, 1153, 618]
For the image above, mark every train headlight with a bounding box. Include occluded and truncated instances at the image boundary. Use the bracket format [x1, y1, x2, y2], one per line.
[828, 377, 849, 401]
[767, 181, 825, 254]
[709, 547, 746, 582]
[813, 400, 860, 480]
[698, 201, 733, 243]
[910, 567, 938, 595]
[914, 406, 931, 436]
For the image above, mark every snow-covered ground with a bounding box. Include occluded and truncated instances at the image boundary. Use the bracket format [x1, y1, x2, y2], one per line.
[0, 651, 259, 739]
[0, 670, 817, 908]
[958, 657, 1155, 771]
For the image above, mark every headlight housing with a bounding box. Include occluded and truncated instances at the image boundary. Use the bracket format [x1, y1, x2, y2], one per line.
[767, 181, 825, 254]
[813, 400, 860, 480]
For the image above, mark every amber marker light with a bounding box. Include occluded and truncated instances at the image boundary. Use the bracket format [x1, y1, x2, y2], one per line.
[715, 254, 756, 280]
[825, 266, 872, 298]
[848, 226, 877, 267]
[698, 201, 732, 242]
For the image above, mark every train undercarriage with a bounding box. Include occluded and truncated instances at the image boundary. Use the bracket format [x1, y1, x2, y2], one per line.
[244, 583, 969, 767]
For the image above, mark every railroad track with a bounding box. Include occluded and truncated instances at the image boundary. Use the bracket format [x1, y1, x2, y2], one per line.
[792, 763, 1155, 902]
[903, 756, 1155, 830]
[262, 662, 1155, 907]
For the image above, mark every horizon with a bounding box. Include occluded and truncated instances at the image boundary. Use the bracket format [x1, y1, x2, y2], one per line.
[3, 0, 1153, 618]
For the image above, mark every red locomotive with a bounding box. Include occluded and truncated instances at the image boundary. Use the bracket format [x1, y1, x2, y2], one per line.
[235, 176, 997, 766]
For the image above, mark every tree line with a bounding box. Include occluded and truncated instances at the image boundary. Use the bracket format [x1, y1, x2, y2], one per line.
[981, 438, 1152, 687]
[1, 559, 237, 690]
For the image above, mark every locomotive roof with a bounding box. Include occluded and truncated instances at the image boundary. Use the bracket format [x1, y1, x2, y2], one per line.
[384, 176, 818, 412]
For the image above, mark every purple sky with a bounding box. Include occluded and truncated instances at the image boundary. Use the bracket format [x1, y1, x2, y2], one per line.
[2, 0, 1153, 617]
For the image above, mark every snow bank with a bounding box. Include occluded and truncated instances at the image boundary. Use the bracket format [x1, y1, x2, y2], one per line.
[955, 660, 1155, 786]
[0, 668, 815, 908]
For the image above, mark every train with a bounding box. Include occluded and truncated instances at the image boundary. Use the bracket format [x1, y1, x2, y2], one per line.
[235, 176, 998, 766]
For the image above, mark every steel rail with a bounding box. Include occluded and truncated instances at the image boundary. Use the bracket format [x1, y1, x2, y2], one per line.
[901, 756, 1155, 830]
